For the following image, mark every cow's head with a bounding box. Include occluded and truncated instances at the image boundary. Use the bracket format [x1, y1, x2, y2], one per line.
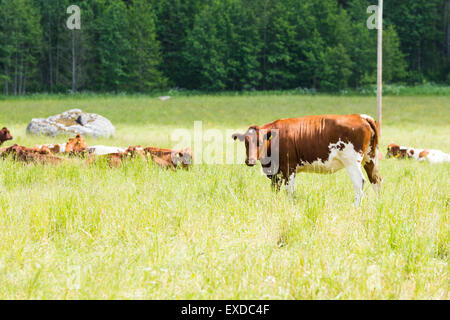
[0, 127, 13, 145]
[172, 147, 192, 168]
[232, 126, 278, 169]
[125, 146, 145, 158]
[386, 143, 407, 159]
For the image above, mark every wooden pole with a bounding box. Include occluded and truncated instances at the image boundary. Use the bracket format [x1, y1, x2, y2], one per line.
[377, 0, 383, 137]
[72, 30, 76, 94]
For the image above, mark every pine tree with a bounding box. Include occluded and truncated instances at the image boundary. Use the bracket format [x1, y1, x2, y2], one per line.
[383, 24, 407, 83]
[318, 44, 354, 91]
[128, 0, 167, 92]
[184, 0, 261, 90]
[0, 0, 42, 95]
[258, 0, 296, 90]
[153, 0, 205, 88]
[96, 1, 131, 92]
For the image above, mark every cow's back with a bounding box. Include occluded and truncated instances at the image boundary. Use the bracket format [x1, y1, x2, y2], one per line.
[265, 114, 374, 177]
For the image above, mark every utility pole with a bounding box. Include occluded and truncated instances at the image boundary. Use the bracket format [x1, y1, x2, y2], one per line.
[377, 0, 383, 137]
[72, 30, 76, 93]
[66, 5, 81, 94]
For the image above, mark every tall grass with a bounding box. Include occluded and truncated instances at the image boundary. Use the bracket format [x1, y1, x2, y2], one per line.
[0, 95, 448, 299]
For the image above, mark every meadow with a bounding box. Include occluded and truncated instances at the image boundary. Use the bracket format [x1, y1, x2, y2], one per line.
[0, 94, 448, 299]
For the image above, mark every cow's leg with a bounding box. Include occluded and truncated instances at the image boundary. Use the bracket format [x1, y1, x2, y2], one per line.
[345, 164, 366, 206]
[284, 172, 296, 196]
[269, 175, 282, 192]
[363, 160, 382, 194]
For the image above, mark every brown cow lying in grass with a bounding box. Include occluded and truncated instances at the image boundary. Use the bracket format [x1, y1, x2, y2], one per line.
[34, 134, 88, 155]
[386, 143, 409, 159]
[144, 147, 192, 169]
[103, 146, 146, 168]
[89, 146, 192, 169]
[0, 144, 65, 165]
[1, 129, 192, 169]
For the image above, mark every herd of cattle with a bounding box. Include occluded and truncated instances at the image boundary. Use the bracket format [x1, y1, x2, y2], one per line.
[0, 113, 448, 206]
[0, 127, 192, 169]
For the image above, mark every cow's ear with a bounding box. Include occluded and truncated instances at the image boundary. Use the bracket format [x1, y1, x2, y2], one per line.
[262, 129, 277, 141]
[232, 133, 245, 142]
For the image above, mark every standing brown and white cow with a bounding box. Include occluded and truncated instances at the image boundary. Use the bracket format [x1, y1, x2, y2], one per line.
[232, 114, 382, 206]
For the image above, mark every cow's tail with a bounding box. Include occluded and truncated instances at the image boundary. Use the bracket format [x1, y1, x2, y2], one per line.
[363, 117, 379, 151]
[361, 116, 383, 190]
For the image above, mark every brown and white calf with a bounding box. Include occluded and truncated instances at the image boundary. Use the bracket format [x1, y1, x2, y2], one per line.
[387, 143, 450, 164]
[232, 114, 382, 206]
[0, 127, 13, 146]
[406, 147, 450, 164]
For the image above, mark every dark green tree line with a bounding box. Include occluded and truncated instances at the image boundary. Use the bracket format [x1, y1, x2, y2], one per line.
[0, 0, 448, 94]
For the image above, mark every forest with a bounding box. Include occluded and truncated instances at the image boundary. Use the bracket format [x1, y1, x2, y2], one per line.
[1, 0, 449, 94]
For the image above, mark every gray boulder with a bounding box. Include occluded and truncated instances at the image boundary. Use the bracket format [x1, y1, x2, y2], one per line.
[26, 109, 115, 138]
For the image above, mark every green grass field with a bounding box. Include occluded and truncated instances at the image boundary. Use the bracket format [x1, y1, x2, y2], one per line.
[0, 95, 448, 299]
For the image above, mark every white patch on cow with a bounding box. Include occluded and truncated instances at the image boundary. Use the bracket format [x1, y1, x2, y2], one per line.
[360, 114, 374, 121]
[407, 147, 450, 164]
[87, 145, 125, 155]
[346, 164, 365, 206]
[407, 148, 424, 161]
[37, 143, 66, 153]
[295, 140, 366, 206]
[59, 143, 66, 153]
[426, 150, 450, 164]
[295, 140, 361, 174]
[374, 147, 379, 165]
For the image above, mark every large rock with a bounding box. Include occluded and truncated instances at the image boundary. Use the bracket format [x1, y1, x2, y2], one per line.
[26, 109, 115, 138]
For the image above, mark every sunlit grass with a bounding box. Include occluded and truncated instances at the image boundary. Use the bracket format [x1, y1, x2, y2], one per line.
[0, 95, 448, 299]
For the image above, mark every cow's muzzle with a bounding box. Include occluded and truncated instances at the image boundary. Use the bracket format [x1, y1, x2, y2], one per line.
[245, 159, 257, 166]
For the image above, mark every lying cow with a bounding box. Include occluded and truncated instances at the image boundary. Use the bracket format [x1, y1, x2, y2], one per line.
[34, 143, 67, 154]
[144, 147, 192, 169]
[104, 146, 146, 168]
[89, 146, 192, 169]
[1, 144, 65, 165]
[387, 143, 450, 164]
[232, 114, 382, 206]
[386, 143, 409, 159]
[0, 127, 13, 146]
[34, 134, 88, 155]
[112, 146, 192, 169]
[407, 147, 450, 164]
